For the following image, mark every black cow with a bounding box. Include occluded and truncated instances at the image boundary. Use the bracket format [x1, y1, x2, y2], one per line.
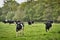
[44, 20, 53, 32]
[28, 21, 32, 25]
[28, 20, 34, 25]
[32, 20, 34, 24]
[47, 20, 53, 23]
[15, 21, 24, 36]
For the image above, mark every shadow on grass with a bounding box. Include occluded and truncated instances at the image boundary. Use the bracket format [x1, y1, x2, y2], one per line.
[50, 31, 60, 34]
[58, 31, 60, 34]
[0, 36, 7, 38]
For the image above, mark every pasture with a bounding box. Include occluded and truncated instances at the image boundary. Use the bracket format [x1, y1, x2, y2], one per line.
[0, 22, 60, 40]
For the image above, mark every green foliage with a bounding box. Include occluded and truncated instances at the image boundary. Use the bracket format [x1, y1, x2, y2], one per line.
[0, 0, 60, 22]
[6, 11, 14, 20]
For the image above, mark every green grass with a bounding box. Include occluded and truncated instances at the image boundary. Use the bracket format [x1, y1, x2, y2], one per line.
[0, 22, 60, 40]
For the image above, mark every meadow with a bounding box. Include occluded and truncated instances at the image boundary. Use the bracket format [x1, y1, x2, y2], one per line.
[0, 22, 60, 40]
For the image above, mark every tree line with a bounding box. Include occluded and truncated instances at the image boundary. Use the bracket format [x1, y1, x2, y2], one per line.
[0, 0, 60, 22]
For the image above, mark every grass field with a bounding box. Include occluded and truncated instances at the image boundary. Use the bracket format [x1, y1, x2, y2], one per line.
[0, 22, 60, 40]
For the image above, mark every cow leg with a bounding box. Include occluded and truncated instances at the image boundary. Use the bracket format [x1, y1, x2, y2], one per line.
[22, 27, 24, 35]
[46, 26, 48, 32]
[18, 30, 21, 37]
[16, 30, 22, 37]
[46, 29, 48, 32]
[18, 30, 23, 36]
[16, 28, 20, 36]
[16, 32, 19, 37]
[20, 28, 24, 35]
[48, 28, 50, 31]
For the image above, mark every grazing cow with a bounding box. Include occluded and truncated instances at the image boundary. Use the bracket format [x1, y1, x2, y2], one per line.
[44, 20, 53, 32]
[2, 20, 15, 24]
[28, 21, 32, 25]
[15, 21, 24, 37]
[28, 20, 34, 25]
[2, 20, 8, 23]
[8, 20, 14, 24]
[32, 20, 34, 24]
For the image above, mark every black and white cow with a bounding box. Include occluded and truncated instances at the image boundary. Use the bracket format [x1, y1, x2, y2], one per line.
[44, 20, 53, 32]
[2, 20, 8, 23]
[15, 21, 24, 36]
[8, 20, 15, 24]
[2, 20, 14, 24]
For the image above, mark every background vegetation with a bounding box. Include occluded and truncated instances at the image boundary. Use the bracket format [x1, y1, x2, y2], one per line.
[0, 0, 60, 22]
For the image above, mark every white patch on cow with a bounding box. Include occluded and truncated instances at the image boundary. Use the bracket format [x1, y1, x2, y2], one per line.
[21, 24, 23, 29]
[5, 20, 8, 21]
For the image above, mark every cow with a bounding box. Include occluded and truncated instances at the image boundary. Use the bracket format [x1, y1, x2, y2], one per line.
[28, 21, 32, 25]
[8, 20, 15, 24]
[2, 20, 15, 24]
[15, 21, 24, 37]
[2, 20, 8, 23]
[28, 20, 34, 25]
[44, 20, 53, 32]
[31, 20, 34, 24]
